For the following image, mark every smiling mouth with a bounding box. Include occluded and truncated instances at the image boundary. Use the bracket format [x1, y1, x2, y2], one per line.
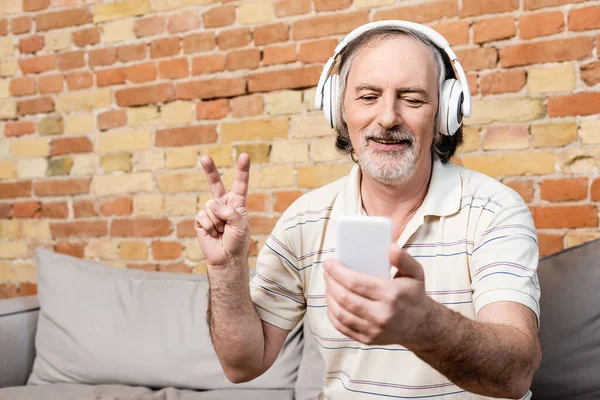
[369, 137, 412, 146]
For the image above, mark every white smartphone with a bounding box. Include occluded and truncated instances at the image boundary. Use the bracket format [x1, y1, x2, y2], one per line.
[335, 215, 392, 279]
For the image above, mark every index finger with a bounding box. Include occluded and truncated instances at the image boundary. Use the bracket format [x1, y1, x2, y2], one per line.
[231, 153, 251, 199]
[324, 259, 385, 301]
[200, 155, 227, 199]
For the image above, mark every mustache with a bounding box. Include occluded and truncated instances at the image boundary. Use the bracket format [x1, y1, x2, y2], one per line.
[363, 127, 416, 143]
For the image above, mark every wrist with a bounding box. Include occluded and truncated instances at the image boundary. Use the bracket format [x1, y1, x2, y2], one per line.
[407, 297, 445, 353]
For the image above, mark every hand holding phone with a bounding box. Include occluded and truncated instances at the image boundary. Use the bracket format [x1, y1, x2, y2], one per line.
[335, 215, 392, 279]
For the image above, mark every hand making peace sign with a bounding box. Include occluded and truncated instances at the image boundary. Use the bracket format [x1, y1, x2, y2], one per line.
[195, 153, 252, 270]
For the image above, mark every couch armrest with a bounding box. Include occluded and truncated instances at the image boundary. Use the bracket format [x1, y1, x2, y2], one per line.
[0, 295, 39, 389]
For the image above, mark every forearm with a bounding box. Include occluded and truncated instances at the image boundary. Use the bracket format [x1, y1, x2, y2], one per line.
[411, 301, 541, 398]
[207, 261, 266, 382]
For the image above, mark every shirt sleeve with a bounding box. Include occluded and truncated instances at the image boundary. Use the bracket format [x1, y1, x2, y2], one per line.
[250, 216, 306, 331]
[470, 201, 541, 326]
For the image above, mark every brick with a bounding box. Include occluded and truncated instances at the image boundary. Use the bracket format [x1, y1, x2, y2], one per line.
[133, 195, 163, 216]
[203, 5, 235, 28]
[221, 118, 288, 142]
[568, 6, 600, 32]
[538, 233, 563, 257]
[64, 113, 94, 135]
[18, 97, 53, 115]
[196, 99, 229, 120]
[265, 90, 302, 115]
[47, 156, 73, 176]
[592, 178, 600, 201]
[230, 95, 263, 118]
[111, 218, 172, 237]
[133, 150, 165, 172]
[290, 114, 335, 138]
[120, 241, 148, 260]
[152, 241, 182, 260]
[65, 71, 93, 90]
[226, 49, 260, 70]
[93, 0, 151, 23]
[58, 51, 84, 71]
[19, 283, 37, 296]
[0, 204, 11, 219]
[73, 27, 100, 47]
[548, 92, 600, 117]
[150, 37, 180, 59]
[40, 201, 68, 218]
[19, 54, 55, 74]
[12, 201, 40, 218]
[274, 191, 302, 212]
[473, 16, 516, 44]
[16, 158, 46, 178]
[293, 11, 368, 40]
[239, 0, 272, 25]
[373, 0, 456, 23]
[581, 61, 600, 86]
[157, 171, 208, 193]
[89, 48, 118, 67]
[0, 283, 17, 297]
[428, 21, 469, 46]
[56, 242, 84, 258]
[315, 0, 350, 11]
[0, 221, 21, 239]
[504, 180, 534, 203]
[185, 239, 204, 261]
[134, 16, 165, 38]
[44, 30, 71, 52]
[531, 205, 597, 228]
[217, 28, 251, 50]
[155, 125, 217, 147]
[0, 161, 17, 180]
[480, 70, 525, 95]
[125, 62, 157, 83]
[38, 115, 63, 136]
[176, 219, 195, 237]
[520, 11, 564, 39]
[85, 239, 118, 260]
[541, 178, 587, 202]
[235, 143, 271, 163]
[24, 0, 49, 11]
[461, 0, 517, 17]
[524, 0, 586, 11]
[454, 48, 497, 71]
[248, 65, 321, 93]
[580, 120, 600, 145]
[159, 58, 188, 79]
[183, 32, 215, 54]
[500, 37, 593, 67]
[0, 101, 17, 119]
[71, 154, 100, 176]
[162, 101, 193, 125]
[118, 43, 146, 62]
[38, 74, 62, 94]
[98, 109, 126, 131]
[159, 264, 192, 274]
[299, 39, 337, 64]
[566, 232, 600, 249]
[249, 216, 278, 235]
[19, 35, 43, 54]
[203, 144, 233, 167]
[191, 54, 226, 75]
[101, 197, 132, 216]
[462, 152, 558, 177]
[263, 45, 296, 66]
[298, 164, 353, 188]
[73, 199, 98, 218]
[244, 193, 267, 213]
[274, 0, 310, 17]
[9, 77, 36, 97]
[0, 20, 6, 36]
[310, 137, 344, 162]
[0, 38, 14, 59]
[116, 83, 175, 107]
[56, 89, 111, 113]
[127, 106, 159, 126]
[165, 196, 196, 215]
[97, 129, 152, 152]
[271, 140, 309, 163]
[528, 63, 575, 94]
[559, 149, 600, 174]
[254, 22, 288, 46]
[96, 68, 126, 87]
[36, 9, 91, 31]
[467, 98, 544, 125]
[104, 20, 135, 43]
[11, 16, 32, 34]
[102, 153, 132, 173]
[176, 78, 245, 100]
[51, 221, 108, 238]
[34, 178, 89, 196]
[128, 263, 156, 272]
[92, 173, 153, 196]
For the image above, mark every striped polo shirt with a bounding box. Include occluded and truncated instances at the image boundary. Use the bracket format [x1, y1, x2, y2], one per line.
[250, 158, 540, 399]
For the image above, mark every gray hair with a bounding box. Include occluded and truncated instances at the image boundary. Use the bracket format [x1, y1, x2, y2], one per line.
[334, 27, 463, 164]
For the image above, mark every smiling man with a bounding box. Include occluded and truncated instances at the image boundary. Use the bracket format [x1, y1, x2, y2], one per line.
[195, 21, 541, 400]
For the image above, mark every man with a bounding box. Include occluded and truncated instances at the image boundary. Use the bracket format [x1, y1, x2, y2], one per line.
[195, 22, 541, 399]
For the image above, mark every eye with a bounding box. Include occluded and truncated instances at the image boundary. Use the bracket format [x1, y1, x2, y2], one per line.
[403, 98, 423, 107]
[359, 95, 378, 103]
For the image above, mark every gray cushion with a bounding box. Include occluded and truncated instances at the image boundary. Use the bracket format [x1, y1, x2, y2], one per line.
[28, 249, 302, 391]
[294, 321, 325, 400]
[0, 383, 294, 400]
[530, 238, 600, 399]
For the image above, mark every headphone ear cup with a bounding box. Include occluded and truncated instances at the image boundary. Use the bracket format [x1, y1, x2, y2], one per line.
[329, 74, 340, 129]
[323, 75, 333, 128]
[439, 79, 463, 136]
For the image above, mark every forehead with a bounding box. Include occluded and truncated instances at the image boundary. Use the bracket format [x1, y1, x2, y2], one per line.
[347, 35, 439, 89]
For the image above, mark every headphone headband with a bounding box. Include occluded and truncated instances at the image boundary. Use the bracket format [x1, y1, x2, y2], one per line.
[315, 20, 472, 118]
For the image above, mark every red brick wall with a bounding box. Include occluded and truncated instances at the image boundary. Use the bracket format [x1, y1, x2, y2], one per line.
[0, 0, 599, 298]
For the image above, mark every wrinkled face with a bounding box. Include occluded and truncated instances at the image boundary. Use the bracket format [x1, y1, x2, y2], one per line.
[342, 36, 439, 185]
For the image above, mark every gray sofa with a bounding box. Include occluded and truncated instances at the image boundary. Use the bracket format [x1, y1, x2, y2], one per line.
[1, 239, 600, 399]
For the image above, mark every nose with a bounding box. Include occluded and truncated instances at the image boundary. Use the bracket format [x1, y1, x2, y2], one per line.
[376, 91, 401, 130]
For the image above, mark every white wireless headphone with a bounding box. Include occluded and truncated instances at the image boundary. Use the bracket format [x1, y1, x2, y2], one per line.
[315, 20, 472, 136]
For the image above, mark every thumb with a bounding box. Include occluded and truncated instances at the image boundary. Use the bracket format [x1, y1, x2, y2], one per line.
[389, 244, 424, 282]
[211, 201, 245, 229]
